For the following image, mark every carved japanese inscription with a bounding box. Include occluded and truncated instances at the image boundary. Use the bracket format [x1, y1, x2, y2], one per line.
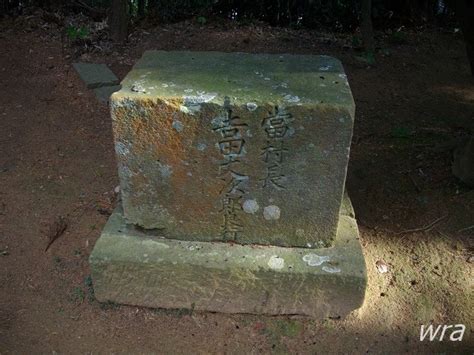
[212, 97, 249, 240]
[260, 106, 293, 190]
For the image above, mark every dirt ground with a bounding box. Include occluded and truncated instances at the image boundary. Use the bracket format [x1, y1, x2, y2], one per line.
[0, 15, 473, 354]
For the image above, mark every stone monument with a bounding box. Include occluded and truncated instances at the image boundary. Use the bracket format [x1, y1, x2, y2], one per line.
[89, 51, 366, 318]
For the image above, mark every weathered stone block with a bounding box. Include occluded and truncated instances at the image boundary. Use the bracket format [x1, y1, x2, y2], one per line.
[111, 51, 355, 247]
[89, 196, 366, 318]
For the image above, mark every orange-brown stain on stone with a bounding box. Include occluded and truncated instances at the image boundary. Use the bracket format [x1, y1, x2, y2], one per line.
[113, 97, 224, 222]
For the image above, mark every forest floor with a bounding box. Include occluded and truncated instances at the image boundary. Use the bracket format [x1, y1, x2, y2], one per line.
[0, 14, 473, 354]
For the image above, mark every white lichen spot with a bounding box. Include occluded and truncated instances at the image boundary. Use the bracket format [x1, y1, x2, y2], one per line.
[184, 93, 217, 105]
[182, 93, 217, 115]
[268, 255, 285, 270]
[157, 162, 172, 178]
[283, 94, 300, 103]
[319, 65, 332, 71]
[263, 205, 281, 220]
[115, 142, 130, 156]
[179, 105, 190, 114]
[186, 104, 201, 114]
[308, 143, 315, 148]
[302, 253, 330, 266]
[196, 142, 207, 151]
[172, 120, 184, 132]
[211, 116, 225, 129]
[242, 199, 259, 214]
[131, 82, 146, 93]
[264, 77, 270, 81]
[338, 117, 345, 123]
[322, 265, 342, 273]
[287, 127, 296, 137]
[184, 88, 194, 93]
[338, 73, 347, 79]
[319, 83, 327, 87]
[246, 129, 253, 138]
[246, 102, 258, 111]
[142, 240, 169, 249]
[161, 83, 169, 88]
[187, 172, 193, 177]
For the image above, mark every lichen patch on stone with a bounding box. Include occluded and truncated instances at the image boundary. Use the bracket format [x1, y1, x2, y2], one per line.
[263, 205, 281, 220]
[267, 255, 285, 270]
[242, 199, 259, 214]
[172, 120, 184, 132]
[302, 253, 330, 266]
[157, 162, 173, 178]
[141, 240, 170, 249]
[283, 94, 300, 103]
[322, 265, 341, 273]
[246, 102, 258, 111]
[183, 92, 217, 106]
[115, 142, 130, 156]
[196, 142, 207, 151]
[131, 82, 146, 93]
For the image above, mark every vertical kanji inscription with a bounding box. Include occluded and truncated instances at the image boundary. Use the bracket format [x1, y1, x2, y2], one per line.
[260, 106, 293, 190]
[212, 97, 248, 240]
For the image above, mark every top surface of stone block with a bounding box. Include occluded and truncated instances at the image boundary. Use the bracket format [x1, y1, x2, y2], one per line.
[73, 62, 119, 89]
[111, 51, 355, 248]
[116, 51, 354, 110]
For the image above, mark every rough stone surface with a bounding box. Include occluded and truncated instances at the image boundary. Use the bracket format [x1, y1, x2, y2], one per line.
[111, 51, 355, 247]
[73, 62, 119, 89]
[94, 85, 122, 103]
[89, 195, 366, 318]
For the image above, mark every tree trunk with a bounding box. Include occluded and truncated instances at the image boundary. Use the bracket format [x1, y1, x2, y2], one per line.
[147, 0, 158, 16]
[361, 0, 375, 53]
[453, 135, 474, 186]
[0, 0, 5, 17]
[137, 0, 146, 18]
[455, 0, 474, 75]
[109, 0, 128, 43]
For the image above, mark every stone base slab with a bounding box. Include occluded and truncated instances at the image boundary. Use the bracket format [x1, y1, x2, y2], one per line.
[73, 62, 119, 89]
[89, 197, 366, 318]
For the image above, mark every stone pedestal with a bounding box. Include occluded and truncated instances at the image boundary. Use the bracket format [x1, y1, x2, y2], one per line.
[90, 194, 366, 318]
[89, 51, 366, 318]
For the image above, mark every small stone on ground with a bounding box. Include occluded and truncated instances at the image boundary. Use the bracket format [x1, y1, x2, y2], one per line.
[72, 62, 119, 89]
